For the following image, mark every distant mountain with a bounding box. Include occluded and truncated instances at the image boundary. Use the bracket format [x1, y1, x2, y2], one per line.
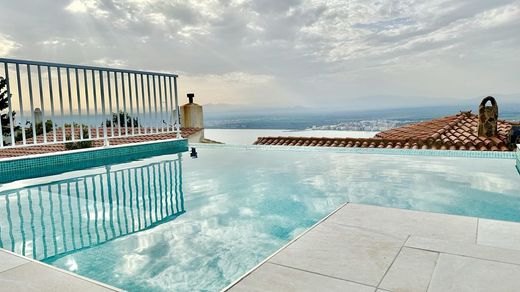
[204, 100, 520, 130]
[204, 94, 520, 116]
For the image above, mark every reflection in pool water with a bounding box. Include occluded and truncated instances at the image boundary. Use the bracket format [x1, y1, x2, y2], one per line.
[0, 155, 184, 262]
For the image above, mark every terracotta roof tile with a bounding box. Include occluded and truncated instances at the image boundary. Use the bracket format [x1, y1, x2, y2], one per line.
[0, 128, 201, 158]
[254, 112, 516, 152]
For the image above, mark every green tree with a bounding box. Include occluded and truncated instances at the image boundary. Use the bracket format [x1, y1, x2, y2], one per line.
[14, 120, 53, 141]
[0, 76, 18, 144]
[106, 111, 140, 128]
[65, 124, 93, 150]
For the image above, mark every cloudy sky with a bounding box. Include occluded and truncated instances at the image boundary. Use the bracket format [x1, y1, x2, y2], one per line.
[1, 0, 519, 110]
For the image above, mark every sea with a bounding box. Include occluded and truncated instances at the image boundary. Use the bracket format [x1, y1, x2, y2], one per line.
[203, 106, 520, 145]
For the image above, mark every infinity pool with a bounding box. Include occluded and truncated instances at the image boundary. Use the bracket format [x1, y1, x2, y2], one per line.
[0, 146, 519, 291]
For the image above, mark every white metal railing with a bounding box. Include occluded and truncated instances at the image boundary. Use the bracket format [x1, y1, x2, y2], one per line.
[0, 58, 181, 149]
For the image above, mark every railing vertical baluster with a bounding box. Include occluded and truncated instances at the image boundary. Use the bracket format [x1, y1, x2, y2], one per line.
[75, 69, 83, 140]
[37, 66, 47, 144]
[134, 73, 141, 134]
[173, 76, 180, 138]
[158, 75, 164, 133]
[127, 73, 135, 135]
[47, 67, 57, 143]
[114, 73, 121, 137]
[167, 77, 173, 132]
[107, 72, 114, 138]
[140, 74, 146, 134]
[57, 68, 66, 142]
[15, 64, 26, 145]
[164, 76, 175, 133]
[162, 75, 169, 132]
[27, 65, 37, 144]
[83, 69, 92, 140]
[66, 68, 74, 142]
[3, 63, 15, 146]
[99, 70, 108, 146]
[91, 70, 100, 139]
[146, 75, 152, 134]
[121, 73, 128, 136]
[152, 75, 159, 133]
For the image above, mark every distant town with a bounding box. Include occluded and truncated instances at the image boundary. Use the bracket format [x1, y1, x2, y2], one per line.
[308, 120, 414, 132]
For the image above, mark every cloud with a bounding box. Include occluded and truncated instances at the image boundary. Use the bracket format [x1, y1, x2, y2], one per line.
[179, 72, 287, 106]
[185, 72, 274, 85]
[38, 37, 87, 47]
[1, 0, 519, 108]
[65, 0, 110, 18]
[93, 58, 128, 67]
[0, 34, 21, 55]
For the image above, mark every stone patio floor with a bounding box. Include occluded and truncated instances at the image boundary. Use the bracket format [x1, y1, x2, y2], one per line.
[2, 202, 520, 291]
[227, 203, 520, 292]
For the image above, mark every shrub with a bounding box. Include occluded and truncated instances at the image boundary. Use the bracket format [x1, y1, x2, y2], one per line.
[64, 125, 93, 150]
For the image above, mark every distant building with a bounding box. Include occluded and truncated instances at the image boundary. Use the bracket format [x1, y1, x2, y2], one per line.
[34, 108, 43, 124]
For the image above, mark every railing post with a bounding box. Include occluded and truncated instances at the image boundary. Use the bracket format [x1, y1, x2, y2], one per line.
[15, 63, 26, 145]
[173, 76, 181, 138]
[48, 67, 57, 143]
[4, 63, 15, 146]
[26, 65, 37, 144]
[99, 70, 109, 146]
[37, 66, 48, 144]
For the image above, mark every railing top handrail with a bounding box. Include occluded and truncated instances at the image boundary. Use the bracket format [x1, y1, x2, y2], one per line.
[0, 57, 178, 78]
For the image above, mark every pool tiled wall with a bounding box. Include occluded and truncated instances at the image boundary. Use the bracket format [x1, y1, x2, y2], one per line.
[194, 143, 517, 160]
[516, 144, 520, 174]
[0, 139, 188, 184]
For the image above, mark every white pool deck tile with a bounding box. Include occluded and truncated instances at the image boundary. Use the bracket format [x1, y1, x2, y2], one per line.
[0, 250, 29, 273]
[0, 249, 121, 292]
[231, 262, 375, 292]
[406, 235, 520, 265]
[477, 218, 520, 251]
[428, 253, 520, 292]
[379, 247, 438, 292]
[270, 221, 406, 286]
[327, 203, 478, 243]
[227, 203, 520, 292]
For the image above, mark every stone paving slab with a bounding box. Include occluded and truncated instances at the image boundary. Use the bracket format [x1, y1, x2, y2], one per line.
[428, 253, 520, 292]
[270, 221, 406, 286]
[227, 203, 520, 292]
[379, 247, 438, 292]
[406, 235, 520, 265]
[327, 203, 478, 243]
[477, 218, 520, 251]
[0, 250, 29, 273]
[0, 248, 121, 292]
[231, 262, 374, 292]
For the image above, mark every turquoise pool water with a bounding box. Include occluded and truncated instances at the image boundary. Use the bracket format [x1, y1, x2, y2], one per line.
[0, 146, 519, 291]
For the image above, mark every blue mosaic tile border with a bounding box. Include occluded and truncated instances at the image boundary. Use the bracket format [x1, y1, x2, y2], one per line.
[0, 139, 188, 184]
[192, 143, 517, 160]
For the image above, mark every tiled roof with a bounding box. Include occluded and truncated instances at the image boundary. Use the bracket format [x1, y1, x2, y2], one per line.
[0, 128, 202, 159]
[254, 112, 515, 152]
